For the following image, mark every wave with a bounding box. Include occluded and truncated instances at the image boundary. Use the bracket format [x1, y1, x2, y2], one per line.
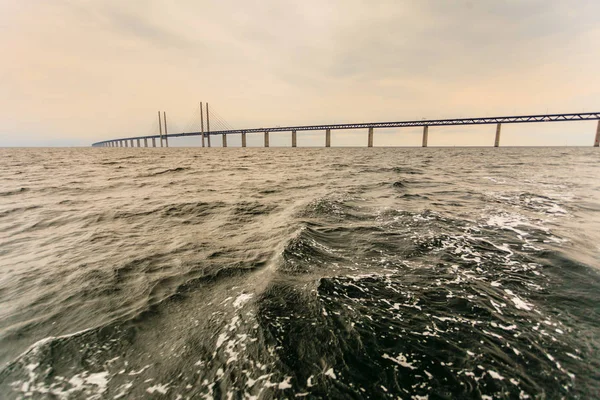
[0, 188, 29, 196]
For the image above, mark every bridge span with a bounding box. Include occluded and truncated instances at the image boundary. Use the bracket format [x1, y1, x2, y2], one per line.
[92, 111, 600, 148]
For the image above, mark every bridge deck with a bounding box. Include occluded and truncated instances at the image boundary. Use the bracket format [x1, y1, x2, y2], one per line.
[92, 112, 600, 146]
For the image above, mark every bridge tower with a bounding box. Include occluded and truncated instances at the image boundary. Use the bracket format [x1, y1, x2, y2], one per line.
[206, 103, 211, 147]
[200, 102, 205, 147]
[163, 111, 169, 147]
[158, 111, 163, 147]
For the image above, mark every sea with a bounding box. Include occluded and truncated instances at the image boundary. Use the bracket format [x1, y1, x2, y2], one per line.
[0, 147, 599, 399]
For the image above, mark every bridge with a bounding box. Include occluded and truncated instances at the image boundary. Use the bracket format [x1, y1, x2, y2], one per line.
[92, 105, 600, 148]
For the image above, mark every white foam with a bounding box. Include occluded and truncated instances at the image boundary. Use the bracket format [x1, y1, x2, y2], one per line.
[382, 353, 416, 370]
[307, 375, 314, 387]
[215, 333, 228, 350]
[546, 204, 567, 214]
[128, 365, 150, 376]
[233, 293, 253, 309]
[324, 368, 337, 379]
[488, 370, 504, 380]
[504, 289, 532, 311]
[85, 372, 109, 393]
[278, 376, 293, 390]
[146, 383, 169, 394]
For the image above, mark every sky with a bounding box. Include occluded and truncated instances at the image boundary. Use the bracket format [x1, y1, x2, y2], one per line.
[0, 0, 599, 147]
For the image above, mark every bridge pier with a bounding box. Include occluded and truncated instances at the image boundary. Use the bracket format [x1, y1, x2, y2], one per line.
[137, 139, 141, 147]
[325, 129, 331, 147]
[264, 131, 269, 147]
[152, 138, 156, 147]
[368, 127, 373, 147]
[494, 123, 501, 147]
[130, 139, 134, 147]
[241, 132, 247, 147]
[292, 130, 297, 147]
[595, 120, 600, 147]
[144, 138, 148, 147]
[222, 134, 227, 147]
[422, 126, 429, 147]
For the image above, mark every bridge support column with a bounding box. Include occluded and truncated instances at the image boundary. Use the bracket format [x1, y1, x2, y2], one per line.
[202, 134, 205, 147]
[125, 140, 129, 148]
[241, 132, 247, 147]
[208, 134, 211, 148]
[368, 127, 373, 147]
[422, 126, 429, 147]
[292, 130, 297, 147]
[152, 138, 156, 147]
[144, 138, 148, 147]
[594, 120, 600, 147]
[137, 139, 140, 147]
[264, 131, 269, 147]
[325, 129, 331, 147]
[222, 133, 227, 147]
[494, 123, 501, 147]
[130, 139, 134, 147]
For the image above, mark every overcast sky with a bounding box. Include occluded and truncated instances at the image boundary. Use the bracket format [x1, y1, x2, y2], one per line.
[1, 0, 599, 147]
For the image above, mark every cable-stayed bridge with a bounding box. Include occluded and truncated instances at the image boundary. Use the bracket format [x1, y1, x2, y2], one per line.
[92, 105, 600, 148]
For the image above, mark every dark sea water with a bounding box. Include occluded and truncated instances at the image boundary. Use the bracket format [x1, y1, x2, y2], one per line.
[0, 147, 599, 399]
